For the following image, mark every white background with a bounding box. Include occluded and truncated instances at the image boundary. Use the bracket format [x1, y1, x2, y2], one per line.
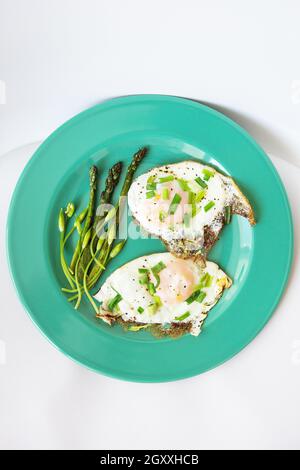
[1, 0, 300, 450]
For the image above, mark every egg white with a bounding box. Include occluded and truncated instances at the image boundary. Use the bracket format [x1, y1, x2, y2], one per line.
[127, 161, 237, 247]
[94, 253, 231, 336]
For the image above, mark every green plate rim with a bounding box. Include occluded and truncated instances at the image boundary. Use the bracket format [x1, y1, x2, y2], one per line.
[6, 94, 294, 382]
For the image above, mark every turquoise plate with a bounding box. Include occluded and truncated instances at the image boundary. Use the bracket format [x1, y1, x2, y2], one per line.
[7, 95, 293, 382]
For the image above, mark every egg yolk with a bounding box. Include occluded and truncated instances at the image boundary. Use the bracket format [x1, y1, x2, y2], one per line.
[156, 258, 196, 305]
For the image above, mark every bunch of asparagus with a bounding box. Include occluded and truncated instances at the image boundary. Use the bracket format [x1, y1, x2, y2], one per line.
[58, 147, 148, 312]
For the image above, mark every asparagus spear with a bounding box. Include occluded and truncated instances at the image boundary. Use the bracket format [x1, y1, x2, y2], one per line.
[94, 147, 146, 241]
[67, 147, 148, 303]
[69, 166, 97, 274]
[96, 162, 123, 223]
[86, 147, 148, 289]
[82, 166, 98, 238]
[120, 147, 148, 197]
[77, 162, 123, 281]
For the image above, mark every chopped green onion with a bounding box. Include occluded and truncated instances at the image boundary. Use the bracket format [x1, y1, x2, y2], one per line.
[162, 188, 170, 200]
[175, 311, 190, 321]
[196, 291, 207, 303]
[146, 190, 156, 199]
[177, 178, 190, 191]
[204, 201, 215, 212]
[199, 272, 209, 286]
[139, 268, 149, 274]
[152, 272, 160, 288]
[128, 324, 149, 332]
[146, 182, 157, 191]
[152, 261, 166, 273]
[202, 168, 215, 180]
[147, 303, 158, 315]
[199, 272, 212, 288]
[183, 212, 191, 228]
[225, 206, 231, 224]
[185, 289, 202, 304]
[137, 306, 144, 314]
[188, 191, 195, 204]
[159, 210, 167, 222]
[191, 202, 197, 218]
[153, 295, 162, 306]
[139, 273, 149, 285]
[159, 175, 174, 183]
[138, 268, 149, 274]
[186, 289, 206, 304]
[168, 193, 182, 215]
[195, 190, 206, 203]
[147, 175, 156, 184]
[107, 293, 122, 311]
[114, 304, 121, 314]
[151, 262, 166, 289]
[148, 282, 156, 295]
[195, 177, 207, 189]
[187, 190, 196, 217]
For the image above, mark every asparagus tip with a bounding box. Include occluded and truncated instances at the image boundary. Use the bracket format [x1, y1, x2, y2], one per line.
[129, 147, 148, 170]
[111, 161, 123, 178]
[89, 165, 98, 185]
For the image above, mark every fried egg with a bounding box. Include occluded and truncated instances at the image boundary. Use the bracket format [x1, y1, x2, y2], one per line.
[128, 161, 255, 259]
[94, 253, 231, 336]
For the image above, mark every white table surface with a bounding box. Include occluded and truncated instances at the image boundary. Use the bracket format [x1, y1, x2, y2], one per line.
[1, 0, 300, 450]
